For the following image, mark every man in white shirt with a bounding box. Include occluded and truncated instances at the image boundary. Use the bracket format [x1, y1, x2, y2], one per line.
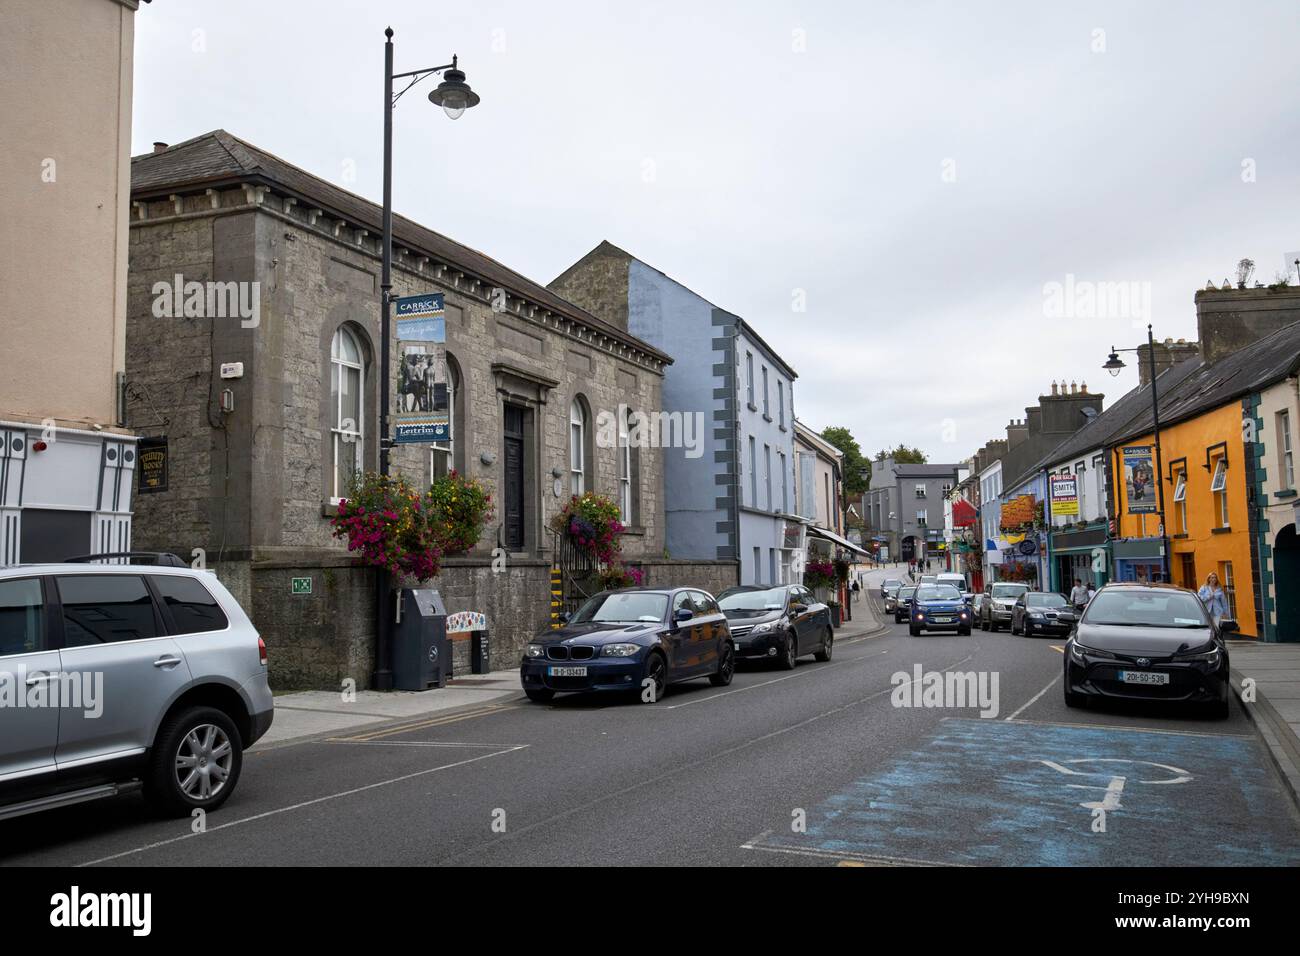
[1069, 578, 1089, 611]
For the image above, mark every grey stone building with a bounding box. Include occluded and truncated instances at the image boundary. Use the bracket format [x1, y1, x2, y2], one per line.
[124, 130, 733, 688]
[864, 458, 960, 563]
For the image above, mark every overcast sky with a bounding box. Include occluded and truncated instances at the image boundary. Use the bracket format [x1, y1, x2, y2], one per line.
[133, 1, 1300, 464]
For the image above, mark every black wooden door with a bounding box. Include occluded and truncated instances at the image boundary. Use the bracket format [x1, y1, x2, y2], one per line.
[503, 406, 525, 550]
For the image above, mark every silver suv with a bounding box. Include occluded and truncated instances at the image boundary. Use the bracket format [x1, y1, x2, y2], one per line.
[0, 556, 273, 820]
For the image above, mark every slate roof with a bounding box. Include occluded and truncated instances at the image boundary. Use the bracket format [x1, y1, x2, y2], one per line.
[130, 130, 673, 365]
[1002, 319, 1300, 490]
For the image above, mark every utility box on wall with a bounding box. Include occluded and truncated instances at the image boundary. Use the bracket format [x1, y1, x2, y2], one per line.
[392, 589, 449, 690]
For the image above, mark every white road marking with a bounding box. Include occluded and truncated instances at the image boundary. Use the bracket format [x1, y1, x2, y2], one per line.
[1004, 675, 1060, 721]
[77, 745, 528, 867]
[1006, 717, 1250, 738]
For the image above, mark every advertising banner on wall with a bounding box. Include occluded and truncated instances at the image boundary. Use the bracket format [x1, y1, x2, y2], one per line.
[1122, 445, 1157, 514]
[1049, 474, 1079, 517]
[394, 293, 450, 444]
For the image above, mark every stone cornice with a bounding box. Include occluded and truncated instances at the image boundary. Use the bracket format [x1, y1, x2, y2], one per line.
[130, 183, 669, 376]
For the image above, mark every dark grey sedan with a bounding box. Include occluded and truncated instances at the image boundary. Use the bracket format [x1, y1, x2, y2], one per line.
[718, 584, 833, 669]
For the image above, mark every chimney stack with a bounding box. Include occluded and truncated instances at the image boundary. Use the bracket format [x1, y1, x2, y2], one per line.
[153, 141, 169, 154]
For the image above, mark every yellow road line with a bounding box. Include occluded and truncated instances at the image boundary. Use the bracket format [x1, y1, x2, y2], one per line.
[1049, 644, 1065, 654]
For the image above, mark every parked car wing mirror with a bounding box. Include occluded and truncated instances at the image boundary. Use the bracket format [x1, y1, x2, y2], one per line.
[789, 602, 807, 613]
[559, 610, 571, 624]
[674, 607, 694, 623]
[1220, 618, 1239, 634]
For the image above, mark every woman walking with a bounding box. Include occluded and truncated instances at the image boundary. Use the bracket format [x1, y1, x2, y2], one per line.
[1198, 572, 1230, 626]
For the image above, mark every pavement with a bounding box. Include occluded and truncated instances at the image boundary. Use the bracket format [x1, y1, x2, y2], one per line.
[6, 568, 1297, 867]
[257, 671, 525, 751]
[1228, 641, 1300, 808]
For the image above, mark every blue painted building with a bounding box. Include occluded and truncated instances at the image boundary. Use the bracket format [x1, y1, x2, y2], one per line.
[552, 242, 799, 583]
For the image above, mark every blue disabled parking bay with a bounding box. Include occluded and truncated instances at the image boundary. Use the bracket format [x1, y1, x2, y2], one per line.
[753, 718, 1300, 866]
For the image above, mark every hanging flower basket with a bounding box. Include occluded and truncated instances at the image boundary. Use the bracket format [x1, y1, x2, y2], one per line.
[549, 492, 642, 589]
[331, 472, 444, 582]
[428, 470, 494, 555]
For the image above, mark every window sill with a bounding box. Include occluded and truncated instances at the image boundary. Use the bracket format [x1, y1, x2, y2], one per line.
[747, 402, 758, 413]
[621, 525, 646, 536]
[1172, 533, 1189, 539]
[1211, 526, 1231, 535]
[1275, 489, 1298, 500]
[762, 414, 773, 423]
[321, 500, 341, 518]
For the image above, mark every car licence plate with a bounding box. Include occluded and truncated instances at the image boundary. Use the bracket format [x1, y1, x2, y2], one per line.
[1119, 671, 1169, 685]
[933, 616, 953, 623]
[548, 666, 587, 677]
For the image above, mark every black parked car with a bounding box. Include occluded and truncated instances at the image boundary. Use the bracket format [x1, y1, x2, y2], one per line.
[718, 584, 833, 669]
[1010, 591, 1078, 636]
[520, 588, 734, 704]
[1063, 583, 1234, 718]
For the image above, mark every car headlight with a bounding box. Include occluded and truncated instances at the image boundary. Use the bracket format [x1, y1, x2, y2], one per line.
[1029, 611, 1046, 620]
[601, 643, 642, 657]
[1070, 640, 1114, 661]
[959, 611, 968, 619]
[525, 644, 545, 658]
[1176, 645, 1220, 664]
[751, 620, 781, 635]
[916, 611, 926, 620]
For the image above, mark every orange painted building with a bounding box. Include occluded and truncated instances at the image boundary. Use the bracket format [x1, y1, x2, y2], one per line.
[1109, 400, 1256, 635]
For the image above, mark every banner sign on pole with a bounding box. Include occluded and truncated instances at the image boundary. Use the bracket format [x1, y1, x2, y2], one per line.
[394, 293, 450, 445]
[1122, 445, 1157, 514]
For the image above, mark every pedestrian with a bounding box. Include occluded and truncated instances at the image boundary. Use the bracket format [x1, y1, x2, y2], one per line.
[1198, 572, 1230, 627]
[1086, 580, 1096, 603]
[1068, 577, 1089, 612]
[851, 579, 861, 603]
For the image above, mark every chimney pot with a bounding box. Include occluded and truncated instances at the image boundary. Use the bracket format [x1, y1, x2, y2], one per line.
[1050, 381, 1058, 396]
[153, 141, 168, 154]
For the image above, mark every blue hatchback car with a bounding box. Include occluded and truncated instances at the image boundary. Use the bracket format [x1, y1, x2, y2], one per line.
[520, 588, 734, 704]
[909, 584, 973, 635]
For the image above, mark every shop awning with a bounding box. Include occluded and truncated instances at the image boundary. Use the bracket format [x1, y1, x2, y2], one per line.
[807, 525, 870, 557]
[952, 499, 977, 528]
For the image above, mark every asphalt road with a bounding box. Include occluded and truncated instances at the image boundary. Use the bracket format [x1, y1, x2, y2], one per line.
[6, 566, 1300, 867]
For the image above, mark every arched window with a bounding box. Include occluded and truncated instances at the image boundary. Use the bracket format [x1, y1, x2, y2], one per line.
[431, 358, 461, 480]
[330, 326, 365, 501]
[618, 406, 634, 524]
[569, 398, 587, 494]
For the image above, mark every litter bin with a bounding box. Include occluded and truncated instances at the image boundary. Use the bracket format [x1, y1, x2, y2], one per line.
[471, 629, 491, 674]
[392, 588, 449, 691]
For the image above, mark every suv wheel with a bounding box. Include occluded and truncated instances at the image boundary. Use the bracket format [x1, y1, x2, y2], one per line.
[145, 706, 243, 816]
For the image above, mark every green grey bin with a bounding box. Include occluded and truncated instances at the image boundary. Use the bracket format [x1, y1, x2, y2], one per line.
[393, 589, 449, 691]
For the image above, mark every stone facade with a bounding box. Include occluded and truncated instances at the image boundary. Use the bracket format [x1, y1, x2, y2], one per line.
[123, 131, 737, 689]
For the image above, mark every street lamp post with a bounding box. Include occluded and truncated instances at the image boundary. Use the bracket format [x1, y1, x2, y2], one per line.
[1103, 323, 1170, 584]
[374, 26, 479, 690]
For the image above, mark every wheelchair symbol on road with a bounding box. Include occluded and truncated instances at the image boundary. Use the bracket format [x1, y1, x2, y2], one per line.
[1039, 758, 1192, 813]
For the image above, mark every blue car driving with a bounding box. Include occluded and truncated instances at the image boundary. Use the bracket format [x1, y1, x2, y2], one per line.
[909, 584, 973, 636]
[520, 587, 734, 704]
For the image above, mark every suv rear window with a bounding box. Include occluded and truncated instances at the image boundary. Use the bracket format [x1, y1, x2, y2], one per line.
[152, 575, 229, 633]
[58, 575, 160, 646]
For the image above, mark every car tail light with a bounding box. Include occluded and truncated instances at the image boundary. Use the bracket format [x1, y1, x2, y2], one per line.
[258, 636, 268, 666]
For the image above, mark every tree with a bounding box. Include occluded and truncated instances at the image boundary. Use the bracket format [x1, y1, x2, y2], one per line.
[875, 443, 928, 465]
[821, 426, 871, 497]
